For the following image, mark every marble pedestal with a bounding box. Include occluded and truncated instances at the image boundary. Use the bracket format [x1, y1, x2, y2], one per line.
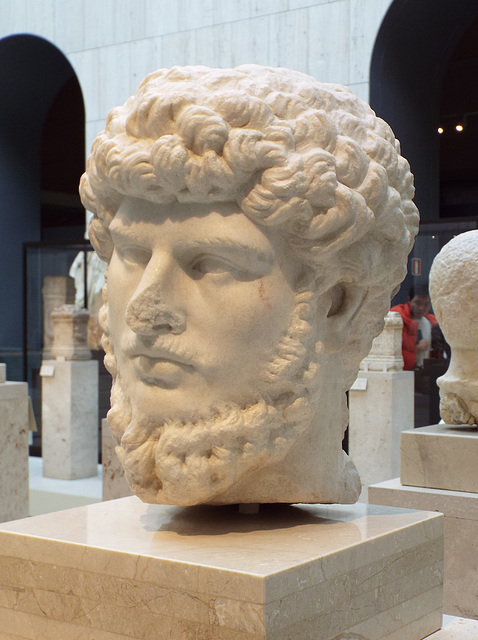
[349, 370, 414, 500]
[0, 382, 29, 522]
[401, 425, 478, 493]
[41, 359, 98, 480]
[0, 499, 443, 640]
[102, 418, 132, 500]
[369, 478, 478, 620]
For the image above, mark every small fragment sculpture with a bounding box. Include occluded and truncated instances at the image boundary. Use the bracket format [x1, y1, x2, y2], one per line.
[80, 65, 418, 505]
[359, 311, 404, 373]
[50, 305, 91, 361]
[429, 230, 478, 426]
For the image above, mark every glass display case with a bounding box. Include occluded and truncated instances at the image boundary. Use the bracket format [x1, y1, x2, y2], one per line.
[22, 242, 109, 457]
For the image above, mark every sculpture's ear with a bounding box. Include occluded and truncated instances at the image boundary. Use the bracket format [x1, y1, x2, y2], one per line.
[324, 283, 367, 353]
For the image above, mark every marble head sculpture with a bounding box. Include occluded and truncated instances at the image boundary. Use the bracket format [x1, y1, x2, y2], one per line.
[429, 230, 478, 426]
[80, 65, 418, 506]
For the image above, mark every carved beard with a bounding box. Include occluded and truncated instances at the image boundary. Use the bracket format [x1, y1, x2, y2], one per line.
[103, 289, 324, 505]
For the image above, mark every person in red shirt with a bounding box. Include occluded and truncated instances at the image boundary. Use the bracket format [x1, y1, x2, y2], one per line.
[391, 285, 438, 370]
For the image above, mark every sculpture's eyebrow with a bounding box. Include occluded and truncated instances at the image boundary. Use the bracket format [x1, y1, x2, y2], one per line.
[109, 221, 145, 243]
[178, 238, 275, 266]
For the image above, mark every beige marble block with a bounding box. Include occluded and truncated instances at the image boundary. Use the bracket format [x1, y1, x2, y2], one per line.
[0, 363, 6, 384]
[102, 418, 133, 501]
[41, 359, 98, 480]
[349, 370, 414, 500]
[0, 382, 29, 522]
[369, 478, 478, 620]
[401, 425, 478, 494]
[0, 499, 443, 640]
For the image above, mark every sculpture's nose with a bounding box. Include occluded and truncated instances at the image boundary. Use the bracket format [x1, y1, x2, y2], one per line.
[126, 286, 186, 335]
[125, 284, 186, 335]
[124, 253, 186, 335]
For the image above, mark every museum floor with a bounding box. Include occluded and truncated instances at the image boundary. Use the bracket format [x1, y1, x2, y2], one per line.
[28, 455, 102, 516]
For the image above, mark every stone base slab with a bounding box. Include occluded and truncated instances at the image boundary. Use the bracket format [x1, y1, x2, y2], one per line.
[369, 477, 478, 620]
[0, 498, 443, 639]
[401, 425, 478, 493]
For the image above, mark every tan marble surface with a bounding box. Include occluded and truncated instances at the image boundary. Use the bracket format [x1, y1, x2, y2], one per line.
[0, 382, 29, 522]
[41, 359, 98, 480]
[0, 363, 6, 384]
[401, 425, 478, 493]
[102, 418, 132, 501]
[369, 478, 478, 620]
[0, 499, 442, 639]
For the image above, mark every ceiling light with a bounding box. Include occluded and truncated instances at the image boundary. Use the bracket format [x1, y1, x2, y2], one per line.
[438, 127, 443, 134]
[456, 123, 464, 132]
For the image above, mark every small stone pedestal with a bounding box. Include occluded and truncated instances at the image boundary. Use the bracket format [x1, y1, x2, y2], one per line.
[401, 424, 478, 493]
[42, 359, 98, 479]
[0, 499, 443, 639]
[349, 312, 414, 499]
[0, 379, 29, 522]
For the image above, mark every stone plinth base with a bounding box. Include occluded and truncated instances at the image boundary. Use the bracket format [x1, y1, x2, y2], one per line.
[0, 382, 29, 522]
[349, 370, 414, 500]
[401, 425, 478, 493]
[102, 418, 132, 501]
[369, 478, 478, 620]
[0, 499, 443, 639]
[41, 359, 98, 480]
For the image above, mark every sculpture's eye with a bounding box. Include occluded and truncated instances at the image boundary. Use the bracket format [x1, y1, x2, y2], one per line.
[116, 245, 151, 266]
[191, 255, 234, 275]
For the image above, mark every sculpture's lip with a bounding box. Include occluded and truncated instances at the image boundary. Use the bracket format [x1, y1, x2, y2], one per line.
[126, 345, 194, 368]
[130, 353, 194, 388]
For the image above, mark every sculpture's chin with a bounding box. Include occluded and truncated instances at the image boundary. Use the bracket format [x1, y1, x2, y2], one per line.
[110, 388, 313, 506]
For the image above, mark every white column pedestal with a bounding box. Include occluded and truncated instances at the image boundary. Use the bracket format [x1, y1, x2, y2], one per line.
[349, 370, 414, 500]
[0, 499, 443, 639]
[0, 381, 29, 522]
[41, 359, 98, 480]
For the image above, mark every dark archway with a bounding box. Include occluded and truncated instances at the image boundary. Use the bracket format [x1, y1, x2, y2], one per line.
[0, 34, 85, 378]
[370, 0, 478, 223]
[439, 16, 478, 220]
[370, 2, 478, 426]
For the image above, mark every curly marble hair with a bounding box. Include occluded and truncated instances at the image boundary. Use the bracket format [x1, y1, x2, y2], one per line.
[80, 64, 418, 386]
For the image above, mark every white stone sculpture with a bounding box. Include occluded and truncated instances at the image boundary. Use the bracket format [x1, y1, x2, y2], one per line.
[80, 65, 418, 506]
[429, 230, 478, 426]
[42, 276, 76, 358]
[50, 304, 91, 361]
[359, 311, 404, 372]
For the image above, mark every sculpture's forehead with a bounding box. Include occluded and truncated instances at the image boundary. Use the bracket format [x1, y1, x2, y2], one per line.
[110, 197, 287, 257]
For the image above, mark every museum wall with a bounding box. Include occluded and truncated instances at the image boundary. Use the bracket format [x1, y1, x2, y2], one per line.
[0, 0, 393, 154]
